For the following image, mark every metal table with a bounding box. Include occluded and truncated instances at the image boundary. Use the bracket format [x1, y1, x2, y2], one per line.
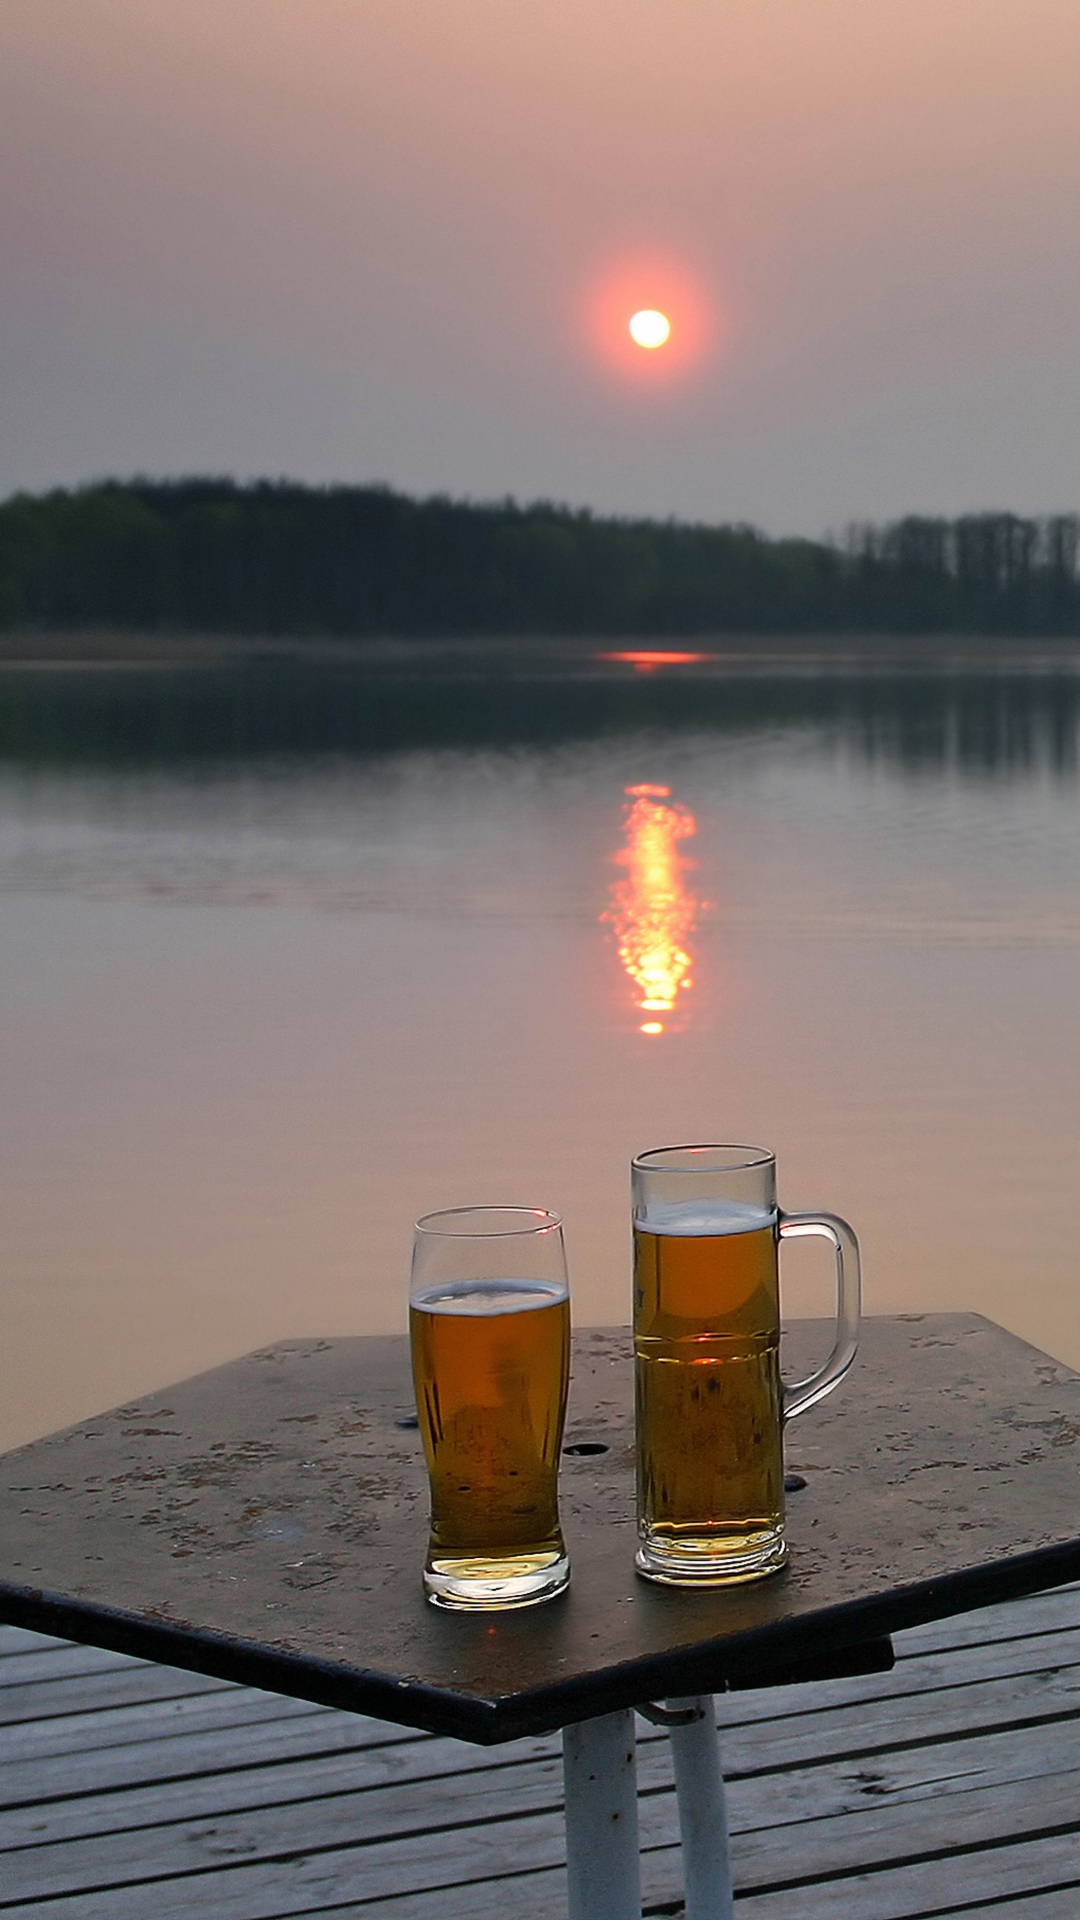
[3, 1314, 1080, 1920]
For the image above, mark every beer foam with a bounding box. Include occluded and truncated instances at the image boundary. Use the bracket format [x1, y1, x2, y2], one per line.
[411, 1278, 568, 1316]
[636, 1197, 775, 1238]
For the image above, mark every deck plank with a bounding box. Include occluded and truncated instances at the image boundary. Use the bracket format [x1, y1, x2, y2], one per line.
[3, 1584, 1080, 1919]
[9, 1756, 1080, 1912]
[0, 1666, 241, 1726]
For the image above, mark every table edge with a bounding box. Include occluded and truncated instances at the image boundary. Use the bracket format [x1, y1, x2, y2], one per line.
[5, 1536, 1080, 1745]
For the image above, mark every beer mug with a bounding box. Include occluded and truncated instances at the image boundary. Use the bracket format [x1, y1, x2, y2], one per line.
[632, 1145, 860, 1586]
[410, 1206, 571, 1610]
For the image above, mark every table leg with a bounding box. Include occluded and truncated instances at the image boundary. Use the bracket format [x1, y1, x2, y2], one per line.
[562, 1709, 642, 1920]
[667, 1694, 734, 1919]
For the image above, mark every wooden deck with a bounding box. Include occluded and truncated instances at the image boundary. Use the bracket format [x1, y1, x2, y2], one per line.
[3, 1583, 1080, 1919]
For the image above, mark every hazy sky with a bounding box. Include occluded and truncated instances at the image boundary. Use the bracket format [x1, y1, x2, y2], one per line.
[3, 0, 1080, 533]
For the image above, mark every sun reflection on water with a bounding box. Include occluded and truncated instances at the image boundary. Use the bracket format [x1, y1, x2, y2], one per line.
[601, 651, 711, 673]
[604, 784, 702, 1034]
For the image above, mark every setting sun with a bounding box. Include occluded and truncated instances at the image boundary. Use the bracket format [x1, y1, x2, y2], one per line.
[585, 253, 715, 382]
[629, 309, 671, 350]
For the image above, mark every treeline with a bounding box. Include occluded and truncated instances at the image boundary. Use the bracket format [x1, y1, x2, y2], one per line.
[1, 479, 1078, 636]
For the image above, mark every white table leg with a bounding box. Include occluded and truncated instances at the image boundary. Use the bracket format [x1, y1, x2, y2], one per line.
[562, 1708, 642, 1920]
[667, 1694, 734, 1919]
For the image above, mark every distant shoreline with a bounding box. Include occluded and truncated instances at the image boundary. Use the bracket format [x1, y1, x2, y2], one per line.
[4, 485, 1079, 645]
[3, 630, 1080, 672]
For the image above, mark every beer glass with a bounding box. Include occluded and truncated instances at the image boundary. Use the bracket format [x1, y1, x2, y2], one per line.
[410, 1206, 571, 1610]
[632, 1145, 860, 1586]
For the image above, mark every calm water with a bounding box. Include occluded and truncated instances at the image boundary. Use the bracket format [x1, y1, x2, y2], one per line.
[2, 647, 1079, 1449]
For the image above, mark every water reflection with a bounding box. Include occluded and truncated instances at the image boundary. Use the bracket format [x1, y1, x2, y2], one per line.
[605, 784, 703, 1034]
[0, 650, 1078, 780]
[600, 651, 712, 674]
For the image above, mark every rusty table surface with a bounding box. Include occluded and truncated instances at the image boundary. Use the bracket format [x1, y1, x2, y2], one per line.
[1, 1314, 1079, 1743]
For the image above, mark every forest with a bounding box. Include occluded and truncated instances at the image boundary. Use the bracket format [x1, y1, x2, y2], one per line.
[0, 479, 1078, 637]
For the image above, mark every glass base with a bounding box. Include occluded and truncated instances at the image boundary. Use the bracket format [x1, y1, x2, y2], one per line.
[423, 1546, 570, 1611]
[635, 1524, 787, 1588]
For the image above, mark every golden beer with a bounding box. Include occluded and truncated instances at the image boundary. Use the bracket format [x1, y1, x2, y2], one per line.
[410, 1277, 570, 1603]
[634, 1205, 785, 1583]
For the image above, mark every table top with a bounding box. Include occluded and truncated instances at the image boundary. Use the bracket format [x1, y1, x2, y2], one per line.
[2, 1314, 1080, 1744]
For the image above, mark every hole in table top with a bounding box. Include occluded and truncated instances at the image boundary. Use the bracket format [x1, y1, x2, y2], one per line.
[563, 1441, 609, 1456]
[252, 1516, 308, 1542]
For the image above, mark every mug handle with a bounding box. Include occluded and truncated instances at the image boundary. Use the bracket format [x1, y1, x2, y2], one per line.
[779, 1212, 861, 1420]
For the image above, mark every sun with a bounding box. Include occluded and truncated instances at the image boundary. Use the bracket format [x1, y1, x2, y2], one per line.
[585, 256, 714, 379]
[628, 309, 671, 350]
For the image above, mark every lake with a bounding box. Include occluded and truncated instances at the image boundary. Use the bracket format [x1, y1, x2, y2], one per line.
[1, 642, 1079, 1450]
